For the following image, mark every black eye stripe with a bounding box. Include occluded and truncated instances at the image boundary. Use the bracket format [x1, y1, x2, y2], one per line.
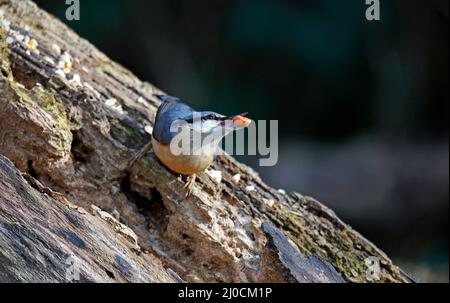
[184, 113, 225, 123]
[203, 114, 216, 120]
[184, 116, 214, 123]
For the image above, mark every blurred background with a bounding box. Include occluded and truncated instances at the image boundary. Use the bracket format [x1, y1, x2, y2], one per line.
[35, 0, 448, 282]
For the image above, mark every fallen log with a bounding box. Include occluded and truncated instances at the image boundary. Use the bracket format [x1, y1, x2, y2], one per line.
[0, 0, 413, 283]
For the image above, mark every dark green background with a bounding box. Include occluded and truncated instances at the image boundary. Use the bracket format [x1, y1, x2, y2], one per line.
[35, 0, 449, 282]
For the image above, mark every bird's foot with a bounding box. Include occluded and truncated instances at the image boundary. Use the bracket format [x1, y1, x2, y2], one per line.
[183, 174, 196, 197]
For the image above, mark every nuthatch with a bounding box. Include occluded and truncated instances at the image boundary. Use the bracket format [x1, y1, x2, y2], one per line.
[129, 94, 251, 196]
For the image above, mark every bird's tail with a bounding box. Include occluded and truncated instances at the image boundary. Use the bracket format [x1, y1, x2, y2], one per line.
[127, 140, 153, 169]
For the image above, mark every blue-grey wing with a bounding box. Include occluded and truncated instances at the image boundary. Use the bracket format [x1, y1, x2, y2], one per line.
[152, 97, 194, 145]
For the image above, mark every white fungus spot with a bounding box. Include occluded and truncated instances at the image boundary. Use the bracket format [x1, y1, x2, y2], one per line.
[278, 188, 286, 194]
[57, 51, 73, 74]
[54, 69, 66, 78]
[144, 125, 153, 135]
[105, 98, 117, 107]
[114, 105, 126, 115]
[51, 43, 61, 55]
[60, 51, 72, 64]
[15, 34, 24, 42]
[43, 56, 55, 65]
[69, 74, 82, 87]
[232, 173, 241, 183]
[1, 19, 11, 32]
[245, 185, 255, 192]
[206, 169, 222, 184]
[105, 98, 126, 115]
[262, 198, 275, 207]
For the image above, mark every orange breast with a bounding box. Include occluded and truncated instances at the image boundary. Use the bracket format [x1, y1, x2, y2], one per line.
[152, 137, 215, 175]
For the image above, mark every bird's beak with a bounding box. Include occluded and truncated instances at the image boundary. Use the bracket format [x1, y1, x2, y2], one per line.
[229, 113, 251, 128]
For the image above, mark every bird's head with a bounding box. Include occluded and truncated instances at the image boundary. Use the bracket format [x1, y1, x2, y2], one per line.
[152, 94, 251, 148]
[184, 111, 252, 135]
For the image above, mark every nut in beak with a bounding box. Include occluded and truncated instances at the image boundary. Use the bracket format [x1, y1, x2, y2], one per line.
[231, 114, 252, 127]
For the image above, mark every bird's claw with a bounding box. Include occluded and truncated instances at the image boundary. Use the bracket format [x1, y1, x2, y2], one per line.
[183, 174, 196, 197]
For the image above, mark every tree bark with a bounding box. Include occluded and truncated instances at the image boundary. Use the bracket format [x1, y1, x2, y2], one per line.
[0, 0, 413, 283]
[0, 154, 177, 282]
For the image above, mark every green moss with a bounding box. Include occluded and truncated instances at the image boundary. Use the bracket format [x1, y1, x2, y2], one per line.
[268, 205, 371, 282]
[11, 83, 71, 150]
[2, 22, 70, 150]
[0, 26, 11, 78]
